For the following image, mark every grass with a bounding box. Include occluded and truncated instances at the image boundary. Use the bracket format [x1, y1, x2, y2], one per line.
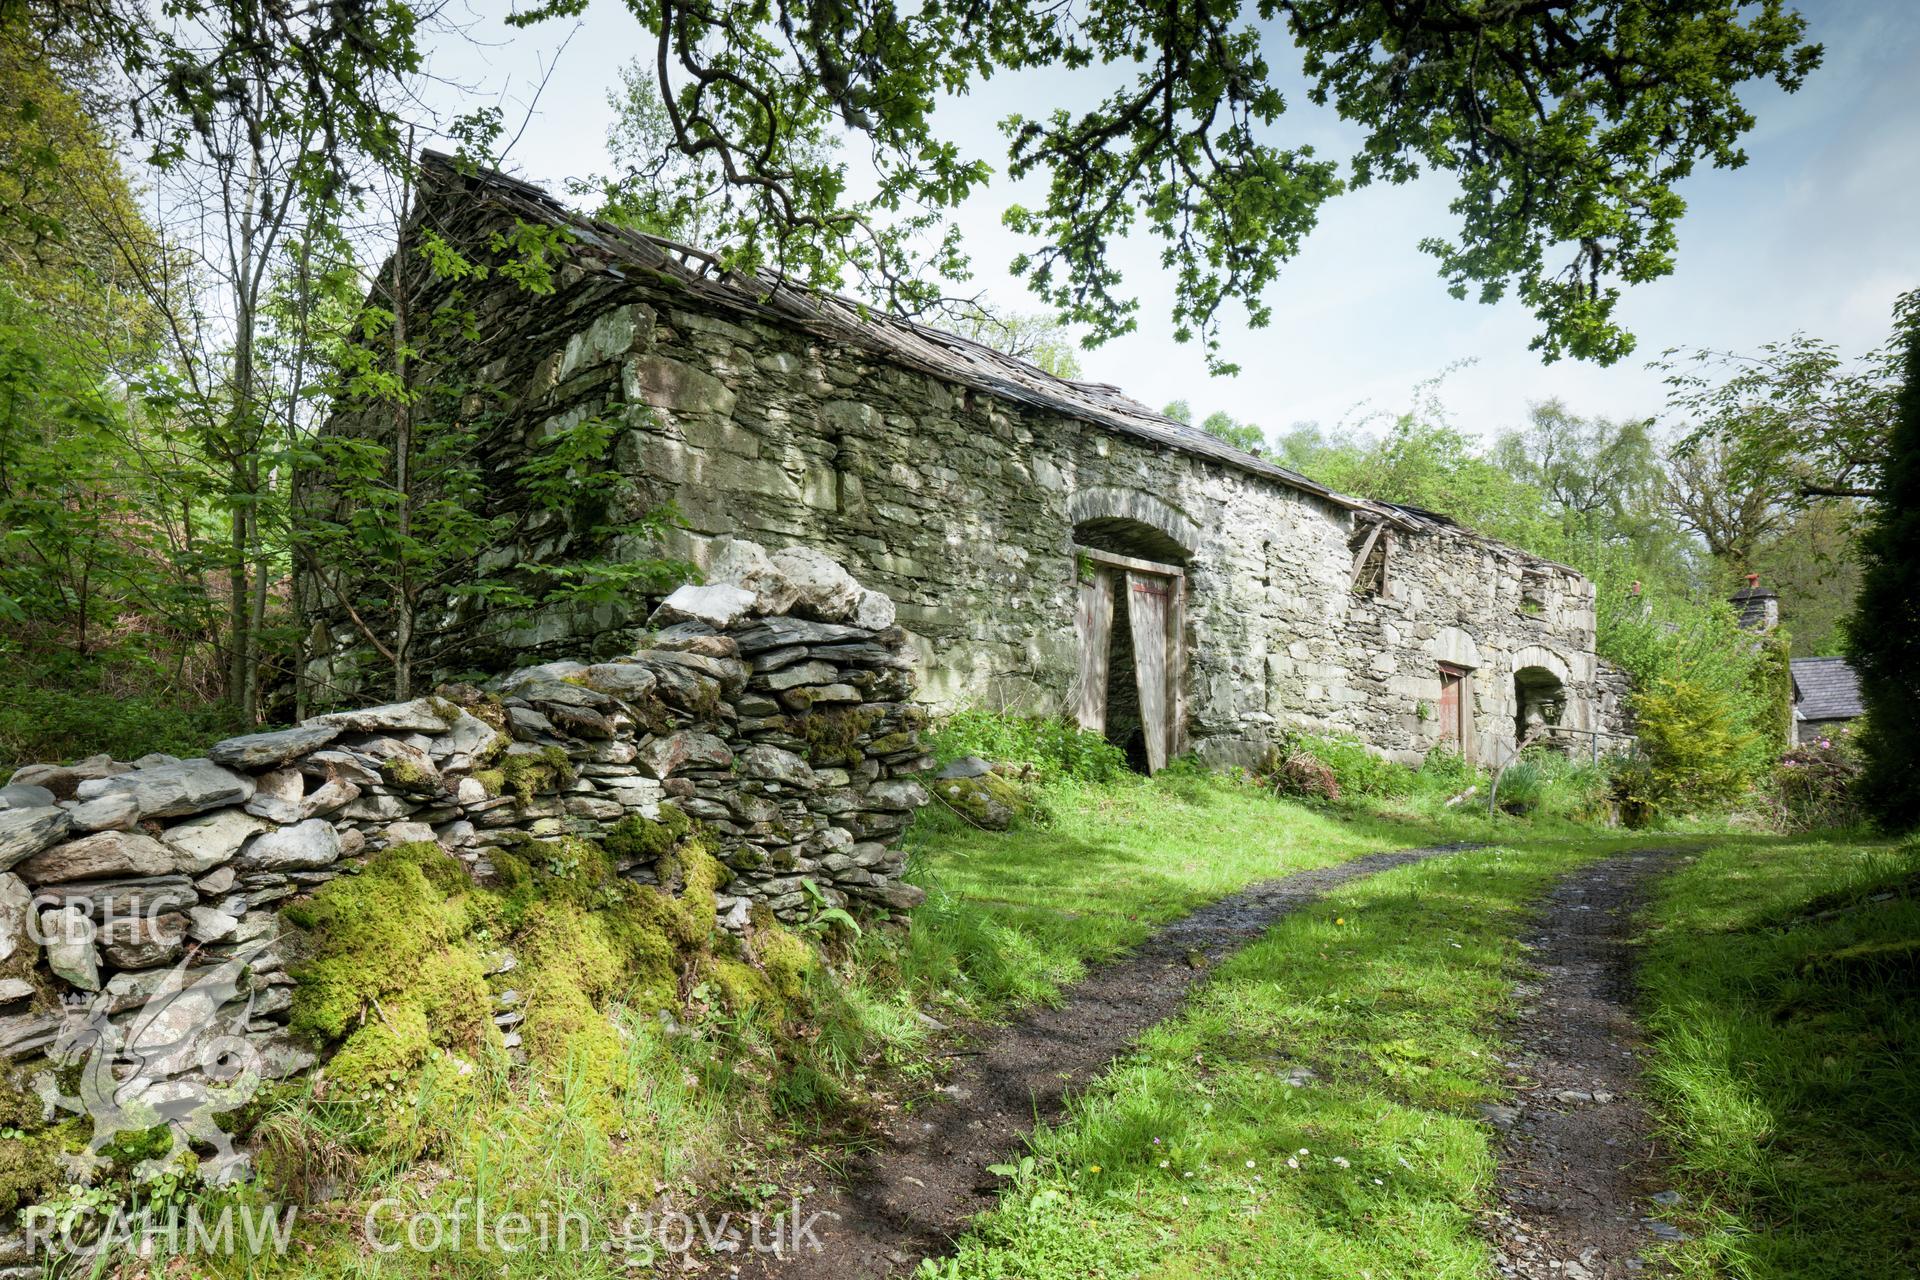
[916, 836, 1647, 1279]
[36, 738, 1705, 1278]
[1636, 834, 1920, 1280]
[895, 763, 1548, 1019]
[105, 767, 1549, 1278]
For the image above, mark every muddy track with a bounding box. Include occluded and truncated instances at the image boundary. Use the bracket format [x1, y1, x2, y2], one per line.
[740, 842, 1480, 1279]
[1484, 850, 1685, 1280]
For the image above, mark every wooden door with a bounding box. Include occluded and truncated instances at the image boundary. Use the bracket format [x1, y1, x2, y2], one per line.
[1073, 569, 1115, 734]
[1437, 662, 1473, 758]
[1127, 571, 1174, 772]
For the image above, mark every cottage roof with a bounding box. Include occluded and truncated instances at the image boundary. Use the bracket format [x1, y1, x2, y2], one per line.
[417, 154, 1386, 504]
[417, 152, 1578, 567]
[1791, 656, 1865, 722]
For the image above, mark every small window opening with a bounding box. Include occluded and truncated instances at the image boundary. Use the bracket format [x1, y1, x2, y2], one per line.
[1519, 567, 1551, 617]
[1350, 521, 1390, 596]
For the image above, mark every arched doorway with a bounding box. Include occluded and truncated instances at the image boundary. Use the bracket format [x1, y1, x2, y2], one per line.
[1068, 494, 1194, 774]
[1514, 665, 1568, 745]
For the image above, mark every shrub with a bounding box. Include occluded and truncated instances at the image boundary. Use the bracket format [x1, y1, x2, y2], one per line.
[1284, 730, 1411, 799]
[926, 709, 1127, 785]
[1630, 675, 1765, 816]
[1494, 756, 1546, 814]
[1416, 744, 1478, 793]
[1495, 750, 1611, 820]
[1595, 562, 1775, 818]
[1774, 727, 1866, 831]
[1850, 319, 1920, 829]
[1608, 752, 1661, 828]
[0, 654, 247, 772]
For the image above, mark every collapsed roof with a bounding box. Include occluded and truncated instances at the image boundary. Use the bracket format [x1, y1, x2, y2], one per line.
[416, 151, 1568, 562]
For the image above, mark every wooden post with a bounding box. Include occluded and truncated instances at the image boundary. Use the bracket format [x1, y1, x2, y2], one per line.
[1169, 572, 1188, 759]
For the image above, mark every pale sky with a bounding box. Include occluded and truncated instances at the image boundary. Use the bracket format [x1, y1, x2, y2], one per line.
[421, 0, 1920, 442]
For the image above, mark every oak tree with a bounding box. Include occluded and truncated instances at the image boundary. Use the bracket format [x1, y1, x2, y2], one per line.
[513, 0, 1821, 373]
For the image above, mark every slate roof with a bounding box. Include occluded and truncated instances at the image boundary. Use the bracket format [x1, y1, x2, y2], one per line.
[418, 153, 1381, 511]
[1791, 657, 1865, 721]
[417, 154, 1592, 575]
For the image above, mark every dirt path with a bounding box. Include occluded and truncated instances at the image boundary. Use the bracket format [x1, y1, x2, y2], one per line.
[739, 842, 1479, 1279]
[1483, 850, 1685, 1280]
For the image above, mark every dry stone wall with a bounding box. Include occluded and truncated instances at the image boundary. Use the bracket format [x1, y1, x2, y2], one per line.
[0, 550, 926, 1234]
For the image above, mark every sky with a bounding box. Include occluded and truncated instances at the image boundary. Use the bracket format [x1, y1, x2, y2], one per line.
[420, 0, 1920, 443]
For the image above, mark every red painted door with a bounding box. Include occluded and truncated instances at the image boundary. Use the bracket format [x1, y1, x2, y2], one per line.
[1437, 664, 1465, 749]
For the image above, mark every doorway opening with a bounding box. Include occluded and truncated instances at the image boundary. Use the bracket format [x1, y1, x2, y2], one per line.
[1436, 661, 1475, 760]
[1514, 665, 1568, 746]
[1073, 544, 1185, 774]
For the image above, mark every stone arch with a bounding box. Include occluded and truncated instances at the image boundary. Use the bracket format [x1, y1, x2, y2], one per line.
[1510, 644, 1571, 685]
[1068, 487, 1198, 563]
[1511, 644, 1573, 743]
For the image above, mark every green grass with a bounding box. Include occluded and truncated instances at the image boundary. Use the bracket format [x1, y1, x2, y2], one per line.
[58, 760, 1686, 1278]
[1637, 835, 1920, 1280]
[917, 836, 1648, 1279]
[896, 767, 1519, 1018]
[0, 650, 250, 772]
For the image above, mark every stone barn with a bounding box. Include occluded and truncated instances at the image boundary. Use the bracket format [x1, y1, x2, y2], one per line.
[303, 153, 1634, 771]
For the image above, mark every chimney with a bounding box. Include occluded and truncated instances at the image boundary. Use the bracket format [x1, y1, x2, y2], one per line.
[1730, 572, 1779, 632]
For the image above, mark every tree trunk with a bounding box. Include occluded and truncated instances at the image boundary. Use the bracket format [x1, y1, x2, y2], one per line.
[226, 145, 263, 717]
[391, 152, 415, 701]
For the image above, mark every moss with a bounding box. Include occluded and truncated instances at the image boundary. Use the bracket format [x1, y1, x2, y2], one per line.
[379, 756, 439, 794]
[933, 770, 1028, 829]
[752, 920, 818, 1003]
[473, 767, 506, 797]
[284, 842, 474, 1044]
[534, 834, 615, 885]
[709, 956, 775, 1016]
[463, 694, 510, 736]
[508, 843, 729, 1094]
[497, 745, 576, 800]
[799, 706, 882, 766]
[605, 813, 677, 863]
[100, 1123, 173, 1168]
[475, 730, 509, 767]
[412, 948, 497, 1050]
[0, 1122, 69, 1217]
[325, 1002, 432, 1094]
[390, 838, 475, 897]
[0, 1072, 42, 1130]
[280, 818, 752, 1132]
[514, 900, 648, 1097]
[671, 841, 726, 939]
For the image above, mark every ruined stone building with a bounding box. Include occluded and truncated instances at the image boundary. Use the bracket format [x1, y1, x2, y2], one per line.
[305, 154, 1635, 771]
